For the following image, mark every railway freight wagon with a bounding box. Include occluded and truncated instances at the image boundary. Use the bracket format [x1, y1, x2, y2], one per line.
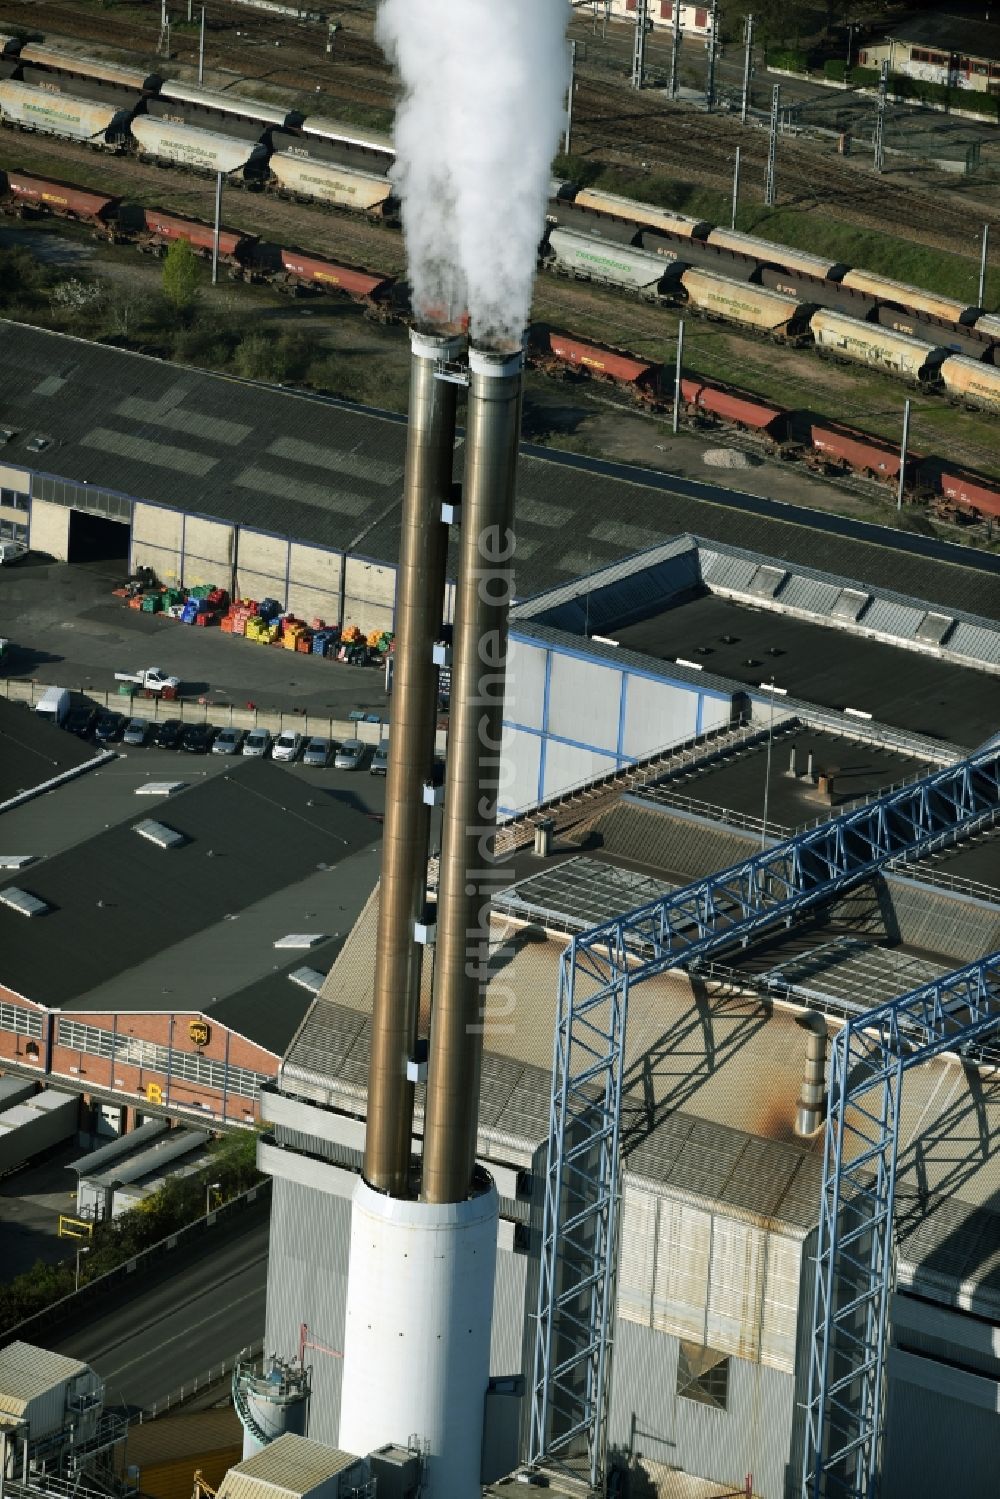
[703, 226, 843, 283]
[0, 79, 135, 146]
[810, 309, 940, 383]
[940, 472, 1000, 520]
[759, 265, 878, 320]
[681, 378, 786, 434]
[808, 423, 907, 482]
[679, 267, 809, 337]
[277, 247, 393, 300]
[131, 116, 269, 178]
[573, 187, 710, 240]
[838, 268, 970, 326]
[18, 46, 161, 93]
[545, 227, 670, 298]
[876, 306, 995, 362]
[136, 208, 255, 264]
[158, 79, 297, 130]
[1, 169, 119, 225]
[298, 115, 394, 162]
[268, 153, 393, 212]
[938, 356, 1000, 412]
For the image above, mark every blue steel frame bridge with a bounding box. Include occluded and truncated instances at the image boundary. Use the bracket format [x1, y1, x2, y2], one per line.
[526, 742, 1000, 1496]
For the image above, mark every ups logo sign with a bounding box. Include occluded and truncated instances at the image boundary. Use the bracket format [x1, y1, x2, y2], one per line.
[189, 1019, 210, 1048]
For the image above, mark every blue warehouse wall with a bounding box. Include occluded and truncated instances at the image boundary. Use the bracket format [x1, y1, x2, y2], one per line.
[501, 633, 733, 816]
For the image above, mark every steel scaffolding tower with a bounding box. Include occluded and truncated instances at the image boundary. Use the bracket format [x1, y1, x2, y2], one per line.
[528, 743, 1000, 1488]
[802, 951, 1000, 1499]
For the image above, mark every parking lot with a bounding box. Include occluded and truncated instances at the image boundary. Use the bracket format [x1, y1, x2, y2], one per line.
[0, 556, 391, 723]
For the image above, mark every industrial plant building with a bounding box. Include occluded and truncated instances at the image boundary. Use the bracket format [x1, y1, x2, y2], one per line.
[246, 331, 999, 1499]
[1, 320, 999, 1497]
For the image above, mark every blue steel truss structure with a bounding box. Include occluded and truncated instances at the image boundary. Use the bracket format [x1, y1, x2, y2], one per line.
[802, 951, 1000, 1499]
[528, 743, 1000, 1489]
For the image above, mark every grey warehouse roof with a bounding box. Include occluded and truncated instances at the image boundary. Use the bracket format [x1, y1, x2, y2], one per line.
[0, 1342, 90, 1416]
[219, 1434, 362, 1499]
[0, 759, 380, 1015]
[2, 322, 999, 615]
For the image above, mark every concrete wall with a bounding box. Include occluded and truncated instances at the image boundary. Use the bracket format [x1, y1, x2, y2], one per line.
[343, 555, 394, 635]
[29, 498, 70, 560]
[132, 502, 184, 583]
[501, 633, 733, 815]
[287, 542, 344, 628]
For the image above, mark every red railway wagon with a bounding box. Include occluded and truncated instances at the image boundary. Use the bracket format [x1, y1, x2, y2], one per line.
[681, 378, 785, 433]
[279, 248, 391, 299]
[142, 209, 251, 262]
[809, 422, 908, 480]
[3, 170, 119, 225]
[940, 471, 1000, 520]
[547, 332, 656, 386]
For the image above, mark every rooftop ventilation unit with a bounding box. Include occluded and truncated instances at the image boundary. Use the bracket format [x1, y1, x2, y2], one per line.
[274, 933, 326, 949]
[915, 611, 954, 646]
[134, 819, 186, 849]
[25, 435, 53, 453]
[134, 782, 186, 797]
[0, 855, 35, 870]
[832, 587, 871, 622]
[0, 428, 15, 446]
[0, 887, 49, 917]
[288, 966, 326, 993]
[748, 564, 787, 598]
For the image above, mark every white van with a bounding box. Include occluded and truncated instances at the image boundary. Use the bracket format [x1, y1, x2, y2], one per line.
[35, 687, 72, 726]
[0, 540, 27, 565]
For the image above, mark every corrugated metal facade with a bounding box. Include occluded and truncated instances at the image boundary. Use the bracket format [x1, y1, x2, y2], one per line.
[264, 1176, 352, 1446]
[608, 1320, 795, 1498]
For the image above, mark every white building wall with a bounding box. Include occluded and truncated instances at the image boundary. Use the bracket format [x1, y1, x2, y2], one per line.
[28, 498, 70, 560]
[132, 502, 183, 582]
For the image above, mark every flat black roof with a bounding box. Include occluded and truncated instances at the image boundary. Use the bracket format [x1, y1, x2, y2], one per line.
[640, 724, 933, 833]
[0, 760, 379, 1011]
[0, 697, 97, 803]
[615, 594, 1000, 745]
[2, 321, 999, 617]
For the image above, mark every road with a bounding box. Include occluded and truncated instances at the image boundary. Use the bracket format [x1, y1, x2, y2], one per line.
[44, 1215, 269, 1410]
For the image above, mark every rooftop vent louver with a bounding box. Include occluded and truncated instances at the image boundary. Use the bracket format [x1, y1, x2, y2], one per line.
[134, 819, 186, 849]
[0, 887, 49, 917]
[832, 587, 871, 622]
[274, 933, 327, 949]
[0, 855, 36, 869]
[289, 966, 326, 993]
[748, 564, 787, 598]
[25, 435, 52, 453]
[915, 611, 955, 646]
[134, 782, 186, 797]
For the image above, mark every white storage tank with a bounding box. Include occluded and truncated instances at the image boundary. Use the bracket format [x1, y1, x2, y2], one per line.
[233, 1355, 311, 1459]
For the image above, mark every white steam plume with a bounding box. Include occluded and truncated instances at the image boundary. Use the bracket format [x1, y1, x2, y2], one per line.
[377, 0, 571, 346]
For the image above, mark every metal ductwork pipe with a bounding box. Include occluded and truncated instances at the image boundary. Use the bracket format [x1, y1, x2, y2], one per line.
[421, 345, 524, 1206]
[796, 1019, 829, 1137]
[364, 326, 466, 1198]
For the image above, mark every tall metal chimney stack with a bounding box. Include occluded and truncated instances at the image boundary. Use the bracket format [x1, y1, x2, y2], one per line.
[339, 340, 524, 1497]
[364, 325, 465, 1198]
[422, 344, 524, 1206]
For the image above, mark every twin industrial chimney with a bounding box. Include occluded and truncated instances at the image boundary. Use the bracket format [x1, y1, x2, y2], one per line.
[338, 329, 524, 1494]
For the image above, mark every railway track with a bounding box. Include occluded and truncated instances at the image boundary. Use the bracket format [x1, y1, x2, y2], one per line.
[569, 76, 998, 264]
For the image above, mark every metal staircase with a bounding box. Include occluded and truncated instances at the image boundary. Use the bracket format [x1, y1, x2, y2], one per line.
[528, 742, 1000, 1490]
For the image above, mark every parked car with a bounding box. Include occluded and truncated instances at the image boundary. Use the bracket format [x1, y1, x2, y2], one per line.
[334, 738, 366, 771]
[273, 731, 304, 763]
[181, 722, 218, 754]
[212, 727, 245, 756]
[242, 728, 272, 758]
[370, 738, 390, 776]
[122, 717, 152, 747]
[303, 736, 334, 767]
[94, 711, 126, 744]
[152, 718, 184, 749]
[64, 705, 97, 738]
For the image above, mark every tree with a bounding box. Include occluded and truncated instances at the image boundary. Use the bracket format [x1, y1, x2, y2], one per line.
[162, 238, 201, 311]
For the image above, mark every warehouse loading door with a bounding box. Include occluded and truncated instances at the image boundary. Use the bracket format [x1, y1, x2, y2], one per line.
[68, 508, 130, 564]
